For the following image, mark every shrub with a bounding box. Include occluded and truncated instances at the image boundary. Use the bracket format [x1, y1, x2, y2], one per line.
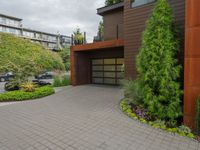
[53, 75, 70, 87]
[73, 28, 84, 45]
[196, 97, 200, 135]
[0, 86, 54, 101]
[59, 50, 70, 71]
[21, 81, 37, 92]
[105, 0, 123, 6]
[136, 0, 182, 126]
[53, 76, 62, 87]
[122, 79, 144, 106]
[61, 76, 71, 86]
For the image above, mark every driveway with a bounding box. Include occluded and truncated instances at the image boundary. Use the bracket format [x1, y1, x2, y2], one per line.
[0, 85, 199, 150]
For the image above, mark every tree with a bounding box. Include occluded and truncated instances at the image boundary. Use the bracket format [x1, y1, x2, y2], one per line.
[0, 33, 65, 84]
[94, 21, 104, 42]
[136, 0, 182, 126]
[59, 49, 70, 71]
[98, 21, 104, 41]
[73, 28, 84, 45]
[105, 0, 123, 6]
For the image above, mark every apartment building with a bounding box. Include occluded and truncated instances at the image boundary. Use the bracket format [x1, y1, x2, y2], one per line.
[0, 13, 71, 51]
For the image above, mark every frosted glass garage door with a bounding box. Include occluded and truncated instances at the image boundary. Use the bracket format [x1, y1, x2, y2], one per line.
[92, 58, 124, 85]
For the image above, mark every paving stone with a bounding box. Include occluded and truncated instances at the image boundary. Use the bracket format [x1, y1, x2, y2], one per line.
[0, 85, 198, 150]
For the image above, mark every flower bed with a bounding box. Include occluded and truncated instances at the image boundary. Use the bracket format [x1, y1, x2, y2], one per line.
[120, 99, 196, 139]
[0, 86, 55, 102]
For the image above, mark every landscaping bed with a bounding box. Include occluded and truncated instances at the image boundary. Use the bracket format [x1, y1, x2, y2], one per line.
[120, 99, 196, 140]
[0, 86, 54, 102]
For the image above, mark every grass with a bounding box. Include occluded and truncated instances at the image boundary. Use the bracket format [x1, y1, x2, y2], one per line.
[53, 75, 70, 87]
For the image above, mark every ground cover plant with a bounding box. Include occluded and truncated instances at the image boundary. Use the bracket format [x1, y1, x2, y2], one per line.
[120, 99, 195, 139]
[0, 86, 54, 102]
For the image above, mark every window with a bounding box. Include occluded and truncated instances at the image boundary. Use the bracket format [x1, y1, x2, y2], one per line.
[23, 31, 34, 38]
[48, 36, 57, 42]
[131, 0, 155, 8]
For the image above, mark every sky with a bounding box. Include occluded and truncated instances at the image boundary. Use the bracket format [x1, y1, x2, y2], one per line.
[0, 0, 105, 42]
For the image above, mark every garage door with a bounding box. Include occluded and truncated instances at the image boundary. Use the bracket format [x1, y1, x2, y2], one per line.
[92, 58, 124, 85]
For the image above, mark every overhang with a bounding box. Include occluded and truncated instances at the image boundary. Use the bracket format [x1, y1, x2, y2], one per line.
[71, 39, 124, 52]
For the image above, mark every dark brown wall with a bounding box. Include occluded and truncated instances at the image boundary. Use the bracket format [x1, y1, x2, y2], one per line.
[124, 0, 185, 79]
[103, 9, 124, 40]
[75, 52, 91, 85]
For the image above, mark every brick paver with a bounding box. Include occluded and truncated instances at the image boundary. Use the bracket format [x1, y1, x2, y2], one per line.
[0, 85, 199, 150]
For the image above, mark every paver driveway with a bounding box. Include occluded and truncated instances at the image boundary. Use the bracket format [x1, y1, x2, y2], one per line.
[0, 85, 199, 150]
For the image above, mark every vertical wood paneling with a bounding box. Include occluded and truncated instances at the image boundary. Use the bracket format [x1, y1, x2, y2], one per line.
[124, 0, 185, 79]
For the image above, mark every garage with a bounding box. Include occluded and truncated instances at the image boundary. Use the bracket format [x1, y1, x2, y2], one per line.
[92, 58, 124, 85]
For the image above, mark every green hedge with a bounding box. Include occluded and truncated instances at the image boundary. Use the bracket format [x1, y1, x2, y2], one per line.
[0, 86, 55, 102]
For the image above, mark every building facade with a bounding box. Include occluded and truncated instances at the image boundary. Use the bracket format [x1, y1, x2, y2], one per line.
[0, 14, 71, 51]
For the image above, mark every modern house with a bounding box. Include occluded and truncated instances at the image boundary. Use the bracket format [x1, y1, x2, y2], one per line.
[0, 13, 71, 51]
[70, 0, 184, 85]
[71, 0, 199, 130]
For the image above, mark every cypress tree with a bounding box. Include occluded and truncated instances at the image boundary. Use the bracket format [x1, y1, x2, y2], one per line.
[136, 0, 182, 126]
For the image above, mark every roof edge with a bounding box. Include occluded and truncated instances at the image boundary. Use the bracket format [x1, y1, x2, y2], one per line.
[0, 14, 22, 21]
[97, 2, 124, 16]
[71, 39, 124, 52]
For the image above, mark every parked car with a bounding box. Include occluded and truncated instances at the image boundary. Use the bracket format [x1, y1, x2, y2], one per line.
[0, 72, 14, 82]
[32, 79, 51, 86]
[35, 72, 53, 79]
[4, 82, 20, 91]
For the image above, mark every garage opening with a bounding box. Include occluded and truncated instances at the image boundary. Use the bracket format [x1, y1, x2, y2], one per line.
[91, 58, 124, 85]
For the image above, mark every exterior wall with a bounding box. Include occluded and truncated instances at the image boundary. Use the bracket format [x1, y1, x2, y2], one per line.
[103, 9, 124, 40]
[124, 0, 185, 79]
[184, 0, 200, 129]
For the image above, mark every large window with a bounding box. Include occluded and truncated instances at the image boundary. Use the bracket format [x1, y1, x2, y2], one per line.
[131, 0, 155, 8]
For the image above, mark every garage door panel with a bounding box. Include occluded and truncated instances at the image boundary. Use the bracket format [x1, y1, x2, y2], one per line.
[92, 58, 124, 85]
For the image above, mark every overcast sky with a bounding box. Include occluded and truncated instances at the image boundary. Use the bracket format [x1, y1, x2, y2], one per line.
[0, 0, 105, 42]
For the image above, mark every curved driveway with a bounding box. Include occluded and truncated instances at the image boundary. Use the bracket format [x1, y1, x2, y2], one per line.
[0, 85, 199, 150]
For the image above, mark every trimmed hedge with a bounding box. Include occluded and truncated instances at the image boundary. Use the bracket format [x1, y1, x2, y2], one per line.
[0, 86, 55, 102]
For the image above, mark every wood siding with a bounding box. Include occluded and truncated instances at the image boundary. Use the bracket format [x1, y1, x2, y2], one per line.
[124, 0, 185, 79]
[103, 9, 124, 40]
